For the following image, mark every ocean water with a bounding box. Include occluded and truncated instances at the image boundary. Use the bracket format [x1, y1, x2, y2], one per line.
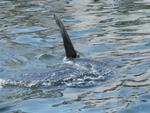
[0, 0, 150, 113]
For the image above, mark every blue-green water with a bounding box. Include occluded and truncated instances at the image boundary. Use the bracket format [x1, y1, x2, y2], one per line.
[0, 0, 150, 113]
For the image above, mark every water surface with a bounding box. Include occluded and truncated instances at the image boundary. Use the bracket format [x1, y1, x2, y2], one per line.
[0, 0, 150, 113]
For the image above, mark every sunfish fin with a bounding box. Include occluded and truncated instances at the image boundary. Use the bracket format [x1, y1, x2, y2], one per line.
[54, 14, 78, 58]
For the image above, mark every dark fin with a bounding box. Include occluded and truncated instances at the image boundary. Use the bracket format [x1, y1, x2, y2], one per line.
[54, 14, 78, 58]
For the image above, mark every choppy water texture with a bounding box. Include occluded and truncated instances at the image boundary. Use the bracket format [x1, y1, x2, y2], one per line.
[0, 0, 150, 113]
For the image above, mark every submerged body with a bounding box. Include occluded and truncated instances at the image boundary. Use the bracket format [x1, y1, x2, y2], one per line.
[0, 57, 115, 88]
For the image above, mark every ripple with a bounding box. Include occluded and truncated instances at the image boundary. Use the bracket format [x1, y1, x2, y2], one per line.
[6, 26, 47, 34]
[144, 38, 150, 43]
[119, 101, 150, 113]
[122, 63, 149, 75]
[14, 35, 41, 43]
[78, 43, 116, 54]
[13, 34, 53, 48]
[20, 7, 45, 12]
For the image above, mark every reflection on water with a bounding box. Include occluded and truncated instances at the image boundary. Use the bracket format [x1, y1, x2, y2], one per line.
[0, 0, 150, 113]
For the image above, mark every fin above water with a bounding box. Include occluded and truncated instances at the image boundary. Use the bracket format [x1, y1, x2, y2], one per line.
[54, 14, 78, 58]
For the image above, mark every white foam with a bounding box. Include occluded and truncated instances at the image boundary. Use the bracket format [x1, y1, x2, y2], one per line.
[0, 78, 5, 89]
[63, 57, 73, 64]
